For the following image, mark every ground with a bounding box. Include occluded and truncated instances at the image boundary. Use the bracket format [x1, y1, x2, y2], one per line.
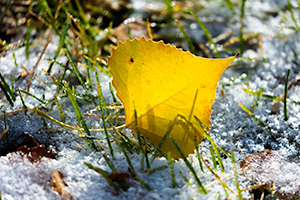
[0, 0, 300, 199]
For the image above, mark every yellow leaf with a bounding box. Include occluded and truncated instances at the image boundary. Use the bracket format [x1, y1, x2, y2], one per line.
[108, 37, 237, 158]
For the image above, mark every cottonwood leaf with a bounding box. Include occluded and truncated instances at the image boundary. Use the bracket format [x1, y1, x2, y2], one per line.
[109, 37, 237, 158]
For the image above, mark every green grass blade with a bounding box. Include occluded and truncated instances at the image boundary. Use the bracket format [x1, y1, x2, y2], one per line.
[0, 85, 14, 106]
[72, 0, 96, 41]
[133, 105, 150, 169]
[167, 152, 177, 188]
[112, 126, 139, 152]
[84, 162, 121, 191]
[0, 74, 15, 107]
[10, 74, 14, 94]
[165, 0, 173, 14]
[214, 144, 225, 172]
[102, 153, 116, 172]
[65, 49, 94, 101]
[169, 136, 207, 193]
[250, 87, 263, 110]
[202, 129, 225, 172]
[47, 19, 70, 73]
[148, 139, 167, 160]
[25, 18, 31, 59]
[231, 152, 243, 200]
[205, 132, 230, 158]
[93, 73, 109, 115]
[54, 96, 65, 122]
[201, 155, 232, 196]
[109, 82, 117, 102]
[64, 82, 97, 150]
[284, 68, 290, 121]
[133, 106, 142, 154]
[175, 20, 198, 56]
[238, 102, 266, 128]
[35, 109, 81, 130]
[270, 181, 276, 200]
[242, 87, 300, 105]
[153, 120, 175, 158]
[74, 0, 89, 25]
[95, 71, 114, 156]
[194, 115, 230, 165]
[18, 89, 46, 104]
[65, 49, 88, 89]
[299, 0, 300, 22]
[225, 0, 234, 14]
[87, 65, 92, 90]
[146, 165, 168, 174]
[40, 0, 54, 24]
[119, 137, 151, 190]
[126, 24, 132, 40]
[13, 53, 17, 67]
[84, 56, 110, 75]
[287, 0, 300, 31]
[189, 9, 220, 58]
[209, 146, 217, 169]
[239, 0, 246, 55]
[0, 73, 16, 102]
[194, 138, 204, 173]
[116, 132, 135, 154]
[179, 170, 191, 186]
[18, 90, 27, 109]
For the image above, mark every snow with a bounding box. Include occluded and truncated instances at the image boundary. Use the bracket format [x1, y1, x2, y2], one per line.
[1, 0, 300, 199]
[241, 150, 300, 199]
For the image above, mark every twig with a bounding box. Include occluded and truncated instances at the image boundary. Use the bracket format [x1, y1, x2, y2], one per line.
[26, 36, 52, 96]
[22, 65, 53, 93]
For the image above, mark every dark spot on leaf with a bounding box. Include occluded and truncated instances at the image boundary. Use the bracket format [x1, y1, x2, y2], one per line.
[129, 57, 134, 64]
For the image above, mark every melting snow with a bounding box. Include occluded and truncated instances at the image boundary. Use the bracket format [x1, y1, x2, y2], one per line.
[1, 0, 300, 199]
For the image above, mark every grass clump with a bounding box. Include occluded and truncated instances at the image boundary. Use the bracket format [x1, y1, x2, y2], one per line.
[0, 73, 16, 107]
